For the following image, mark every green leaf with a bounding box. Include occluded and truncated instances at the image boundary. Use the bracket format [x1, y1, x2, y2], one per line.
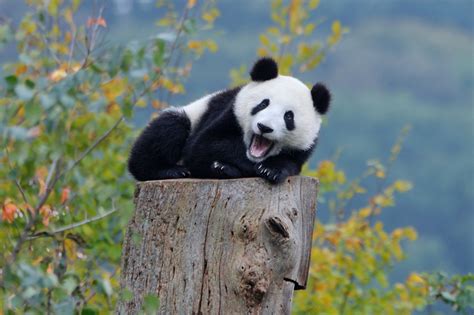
[142, 294, 160, 313]
[153, 39, 166, 67]
[121, 50, 133, 72]
[441, 291, 456, 302]
[5, 75, 18, 86]
[14, 84, 35, 100]
[81, 308, 99, 315]
[62, 277, 78, 295]
[7, 126, 29, 140]
[40, 93, 56, 109]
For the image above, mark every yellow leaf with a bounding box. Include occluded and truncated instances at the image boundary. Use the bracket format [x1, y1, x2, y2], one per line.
[393, 180, 413, 192]
[15, 64, 28, 76]
[152, 100, 167, 109]
[20, 20, 37, 34]
[49, 68, 67, 82]
[392, 228, 404, 239]
[257, 47, 268, 57]
[101, 77, 127, 102]
[260, 34, 271, 47]
[309, 0, 320, 9]
[332, 20, 342, 35]
[64, 238, 77, 259]
[202, 8, 220, 24]
[206, 40, 218, 53]
[136, 98, 147, 108]
[375, 169, 385, 178]
[404, 227, 418, 240]
[304, 23, 315, 35]
[187, 0, 197, 8]
[188, 40, 203, 51]
[358, 207, 372, 218]
[51, 24, 60, 38]
[407, 273, 426, 286]
[267, 27, 280, 36]
[47, 0, 61, 16]
[40, 205, 52, 226]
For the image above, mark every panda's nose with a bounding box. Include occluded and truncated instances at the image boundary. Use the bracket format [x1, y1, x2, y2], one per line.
[257, 123, 273, 134]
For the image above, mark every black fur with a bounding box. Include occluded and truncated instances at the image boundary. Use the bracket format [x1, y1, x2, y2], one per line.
[284, 111, 295, 131]
[182, 87, 256, 178]
[128, 110, 191, 181]
[311, 83, 331, 115]
[251, 99, 270, 115]
[250, 57, 278, 82]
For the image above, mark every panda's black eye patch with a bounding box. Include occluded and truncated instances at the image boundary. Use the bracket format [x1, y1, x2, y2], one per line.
[251, 99, 270, 115]
[284, 110, 295, 130]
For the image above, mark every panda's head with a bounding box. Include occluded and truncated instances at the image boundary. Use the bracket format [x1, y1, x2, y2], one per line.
[234, 57, 331, 162]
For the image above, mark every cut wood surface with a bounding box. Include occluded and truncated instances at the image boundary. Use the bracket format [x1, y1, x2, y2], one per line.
[116, 176, 319, 314]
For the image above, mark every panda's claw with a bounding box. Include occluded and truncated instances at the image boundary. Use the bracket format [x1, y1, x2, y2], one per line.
[211, 161, 242, 178]
[255, 163, 289, 184]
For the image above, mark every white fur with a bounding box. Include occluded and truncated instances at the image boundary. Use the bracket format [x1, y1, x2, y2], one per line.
[166, 93, 217, 132]
[234, 75, 321, 162]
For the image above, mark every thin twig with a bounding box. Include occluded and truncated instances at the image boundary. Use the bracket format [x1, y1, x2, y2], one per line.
[142, 5, 190, 104]
[4, 148, 29, 207]
[0, 157, 61, 289]
[339, 273, 354, 315]
[58, 116, 124, 178]
[67, 30, 78, 72]
[27, 208, 118, 241]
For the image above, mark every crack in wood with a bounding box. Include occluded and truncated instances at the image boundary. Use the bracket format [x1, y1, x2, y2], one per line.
[197, 184, 220, 313]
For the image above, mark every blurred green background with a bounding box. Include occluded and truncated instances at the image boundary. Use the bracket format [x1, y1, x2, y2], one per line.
[1, 0, 472, 282]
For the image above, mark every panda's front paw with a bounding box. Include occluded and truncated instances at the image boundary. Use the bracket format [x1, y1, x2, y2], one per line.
[157, 166, 191, 179]
[255, 163, 289, 184]
[211, 161, 243, 179]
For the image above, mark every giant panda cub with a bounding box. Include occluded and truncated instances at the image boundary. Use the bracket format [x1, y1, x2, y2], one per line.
[128, 57, 331, 184]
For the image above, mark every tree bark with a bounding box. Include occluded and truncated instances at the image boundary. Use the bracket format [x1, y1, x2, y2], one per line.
[116, 176, 318, 315]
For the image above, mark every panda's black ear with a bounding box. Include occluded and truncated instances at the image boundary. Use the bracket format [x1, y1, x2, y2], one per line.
[250, 57, 278, 81]
[311, 83, 331, 115]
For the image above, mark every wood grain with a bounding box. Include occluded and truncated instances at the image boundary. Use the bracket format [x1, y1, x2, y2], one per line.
[116, 176, 318, 315]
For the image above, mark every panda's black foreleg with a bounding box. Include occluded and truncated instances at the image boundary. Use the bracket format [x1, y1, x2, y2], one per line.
[128, 110, 191, 181]
[255, 150, 312, 184]
[256, 159, 299, 184]
[210, 161, 243, 178]
[184, 136, 255, 179]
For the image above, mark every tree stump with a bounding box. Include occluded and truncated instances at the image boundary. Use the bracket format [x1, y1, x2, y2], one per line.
[116, 176, 318, 314]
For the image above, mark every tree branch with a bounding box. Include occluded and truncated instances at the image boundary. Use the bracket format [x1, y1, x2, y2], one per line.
[27, 207, 118, 241]
[58, 116, 124, 179]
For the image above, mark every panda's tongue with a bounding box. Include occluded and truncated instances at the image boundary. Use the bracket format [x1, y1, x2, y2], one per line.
[250, 135, 273, 158]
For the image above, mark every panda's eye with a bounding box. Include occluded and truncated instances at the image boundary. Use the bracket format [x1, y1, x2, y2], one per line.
[284, 110, 295, 131]
[251, 99, 270, 115]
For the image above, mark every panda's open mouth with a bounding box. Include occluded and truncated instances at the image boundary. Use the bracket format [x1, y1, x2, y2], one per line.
[249, 134, 274, 159]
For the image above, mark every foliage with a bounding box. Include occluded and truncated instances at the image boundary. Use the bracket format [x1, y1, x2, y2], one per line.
[0, 0, 218, 313]
[230, 0, 348, 86]
[423, 272, 474, 314]
[295, 133, 429, 314]
[1, 0, 472, 314]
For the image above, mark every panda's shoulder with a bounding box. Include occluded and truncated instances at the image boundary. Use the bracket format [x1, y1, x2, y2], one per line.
[207, 86, 242, 111]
